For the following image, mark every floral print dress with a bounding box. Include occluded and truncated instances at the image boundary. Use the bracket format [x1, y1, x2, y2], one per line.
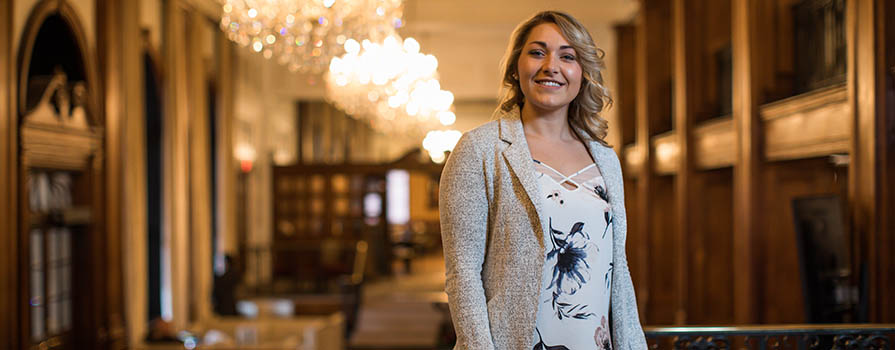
[531, 159, 613, 350]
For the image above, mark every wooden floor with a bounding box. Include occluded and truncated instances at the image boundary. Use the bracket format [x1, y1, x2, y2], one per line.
[348, 252, 449, 350]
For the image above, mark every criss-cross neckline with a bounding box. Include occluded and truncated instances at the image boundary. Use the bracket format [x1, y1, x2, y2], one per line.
[533, 159, 601, 191]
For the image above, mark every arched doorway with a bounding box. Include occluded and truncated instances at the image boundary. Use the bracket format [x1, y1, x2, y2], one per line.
[16, 1, 108, 349]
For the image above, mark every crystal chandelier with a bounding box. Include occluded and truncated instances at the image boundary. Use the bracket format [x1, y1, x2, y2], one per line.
[422, 129, 462, 163]
[324, 35, 456, 135]
[219, 0, 404, 74]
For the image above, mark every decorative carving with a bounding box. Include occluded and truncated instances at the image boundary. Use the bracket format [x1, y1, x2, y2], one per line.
[648, 329, 895, 350]
[23, 67, 91, 130]
[673, 335, 730, 350]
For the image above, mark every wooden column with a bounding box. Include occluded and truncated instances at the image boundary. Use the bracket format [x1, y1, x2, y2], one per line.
[97, 0, 128, 346]
[118, 0, 148, 344]
[187, 11, 214, 324]
[848, 0, 894, 322]
[633, 6, 653, 323]
[0, 0, 16, 348]
[671, 0, 693, 324]
[216, 26, 238, 262]
[731, 0, 768, 324]
[164, 0, 192, 330]
[637, 0, 675, 325]
[883, 0, 895, 323]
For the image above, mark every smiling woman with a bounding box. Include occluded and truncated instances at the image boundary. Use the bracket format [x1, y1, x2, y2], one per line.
[439, 10, 647, 350]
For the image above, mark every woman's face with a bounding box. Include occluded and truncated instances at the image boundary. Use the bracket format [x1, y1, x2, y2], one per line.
[516, 23, 582, 113]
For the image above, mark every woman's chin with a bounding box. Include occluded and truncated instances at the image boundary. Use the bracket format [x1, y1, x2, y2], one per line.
[526, 99, 572, 113]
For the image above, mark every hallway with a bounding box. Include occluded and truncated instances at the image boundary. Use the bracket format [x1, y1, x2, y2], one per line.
[349, 252, 449, 350]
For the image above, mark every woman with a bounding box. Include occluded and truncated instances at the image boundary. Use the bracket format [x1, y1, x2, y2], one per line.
[439, 11, 647, 350]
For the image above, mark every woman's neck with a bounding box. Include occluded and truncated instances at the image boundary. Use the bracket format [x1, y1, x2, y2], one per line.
[520, 102, 576, 141]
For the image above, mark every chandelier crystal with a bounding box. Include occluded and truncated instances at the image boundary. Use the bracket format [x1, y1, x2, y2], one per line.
[219, 0, 404, 74]
[324, 35, 456, 135]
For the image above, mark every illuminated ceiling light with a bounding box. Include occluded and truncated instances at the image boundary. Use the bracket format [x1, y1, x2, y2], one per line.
[219, 0, 403, 74]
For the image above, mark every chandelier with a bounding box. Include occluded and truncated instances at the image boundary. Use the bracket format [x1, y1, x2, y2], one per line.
[219, 0, 404, 74]
[324, 35, 456, 135]
[422, 129, 462, 163]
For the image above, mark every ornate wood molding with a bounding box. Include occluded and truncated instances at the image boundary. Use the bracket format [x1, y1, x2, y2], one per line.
[20, 123, 102, 170]
[760, 84, 849, 161]
[16, 0, 100, 125]
[693, 116, 734, 169]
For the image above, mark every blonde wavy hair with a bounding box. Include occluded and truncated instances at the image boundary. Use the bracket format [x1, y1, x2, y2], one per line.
[498, 10, 613, 146]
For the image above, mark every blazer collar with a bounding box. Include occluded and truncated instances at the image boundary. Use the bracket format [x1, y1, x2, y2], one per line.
[498, 107, 544, 228]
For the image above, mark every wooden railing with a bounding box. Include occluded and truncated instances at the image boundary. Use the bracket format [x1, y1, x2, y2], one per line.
[645, 324, 895, 350]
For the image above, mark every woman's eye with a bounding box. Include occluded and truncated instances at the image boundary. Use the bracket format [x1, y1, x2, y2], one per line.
[562, 54, 577, 60]
[529, 50, 545, 56]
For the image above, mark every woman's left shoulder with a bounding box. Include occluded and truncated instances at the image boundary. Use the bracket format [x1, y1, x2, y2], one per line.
[591, 142, 622, 167]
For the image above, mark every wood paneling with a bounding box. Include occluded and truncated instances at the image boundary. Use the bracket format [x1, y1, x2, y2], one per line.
[615, 24, 637, 146]
[882, 0, 895, 323]
[163, 0, 192, 330]
[619, 0, 895, 325]
[119, 0, 148, 344]
[186, 11, 214, 323]
[731, 0, 769, 324]
[623, 143, 643, 178]
[651, 131, 678, 175]
[761, 84, 850, 161]
[643, 0, 673, 137]
[693, 117, 734, 169]
[216, 24, 238, 264]
[0, 0, 15, 348]
[97, 0, 129, 345]
[645, 175, 677, 324]
[680, 0, 731, 124]
[634, 0, 674, 324]
[848, 0, 895, 323]
[687, 169, 734, 324]
[760, 158, 846, 323]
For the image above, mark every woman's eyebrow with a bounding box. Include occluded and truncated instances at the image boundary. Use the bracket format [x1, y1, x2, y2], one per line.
[527, 41, 575, 51]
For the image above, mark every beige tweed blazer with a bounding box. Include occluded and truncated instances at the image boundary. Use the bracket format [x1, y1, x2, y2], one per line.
[439, 108, 647, 350]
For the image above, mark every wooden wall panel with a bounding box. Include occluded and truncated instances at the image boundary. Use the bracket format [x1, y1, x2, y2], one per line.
[163, 0, 192, 330]
[731, 0, 777, 324]
[882, 0, 895, 323]
[645, 175, 677, 324]
[682, 0, 731, 124]
[651, 131, 678, 175]
[615, 24, 637, 147]
[621, 0, 894, 325]
[687, 169, 734, 324]
[693, 118, 734, 169]
[186, 12, 213, 324]
[0, 0, 15, 347]
[849, 0, 895, 322]
[97, 0, 128, 345]
[644, 0, 673, 136]
[760, 157, 847, 323]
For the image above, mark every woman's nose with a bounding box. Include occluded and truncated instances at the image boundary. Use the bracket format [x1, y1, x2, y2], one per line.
[541, 55, 559, 74]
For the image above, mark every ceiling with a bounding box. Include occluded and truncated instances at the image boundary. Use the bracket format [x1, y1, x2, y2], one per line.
[403, 0, 639, 28]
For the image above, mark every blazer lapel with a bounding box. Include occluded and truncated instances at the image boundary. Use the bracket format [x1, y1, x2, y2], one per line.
[498, 111, 547, 240]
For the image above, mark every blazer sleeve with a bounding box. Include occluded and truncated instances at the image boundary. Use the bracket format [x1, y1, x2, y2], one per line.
[608, 152, 648, 350]
[439, 133, 496, 349]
